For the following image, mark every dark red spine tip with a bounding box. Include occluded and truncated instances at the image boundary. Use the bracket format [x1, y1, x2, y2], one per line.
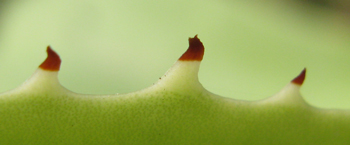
[39, 46, 61, 71]
[291, 68, 306, 85]
[179, 35, 204, 61]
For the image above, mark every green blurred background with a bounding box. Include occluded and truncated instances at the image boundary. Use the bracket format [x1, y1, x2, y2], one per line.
[0, 0, 349, 109]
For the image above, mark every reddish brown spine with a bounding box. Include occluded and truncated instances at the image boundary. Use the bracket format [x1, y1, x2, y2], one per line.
[39, 46, 61, 71]
[179, 35, 204, 61]
[291, 68, 306, 85]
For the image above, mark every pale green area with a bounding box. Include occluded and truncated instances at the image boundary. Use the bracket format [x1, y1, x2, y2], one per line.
[0, 1, 349, 109]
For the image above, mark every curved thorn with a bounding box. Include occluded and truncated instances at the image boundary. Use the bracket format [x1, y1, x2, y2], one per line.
[291, 68, 306, 86]
[179, 35, 204, 61]
[39, 46, 61, 71]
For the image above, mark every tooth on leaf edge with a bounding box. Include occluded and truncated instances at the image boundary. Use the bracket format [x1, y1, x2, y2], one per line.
[153, 35, 205, 93]
[178, 35, 204, 61]
[259, 68, 308, 105]
[291, 68, 306, 86]
[0, 46, 64, 94]
[39, 46, 61, 71]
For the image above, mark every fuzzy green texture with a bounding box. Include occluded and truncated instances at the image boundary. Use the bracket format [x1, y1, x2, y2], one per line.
[0, 60, 349, 144]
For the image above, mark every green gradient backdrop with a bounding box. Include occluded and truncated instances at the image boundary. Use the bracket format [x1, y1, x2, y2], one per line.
[0, 1, 349, 109]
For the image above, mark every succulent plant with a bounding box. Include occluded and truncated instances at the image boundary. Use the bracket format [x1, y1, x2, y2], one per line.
[0, 35, 349, 144]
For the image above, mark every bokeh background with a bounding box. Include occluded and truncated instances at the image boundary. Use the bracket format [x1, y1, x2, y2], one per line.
[0, 0, 349, 109]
